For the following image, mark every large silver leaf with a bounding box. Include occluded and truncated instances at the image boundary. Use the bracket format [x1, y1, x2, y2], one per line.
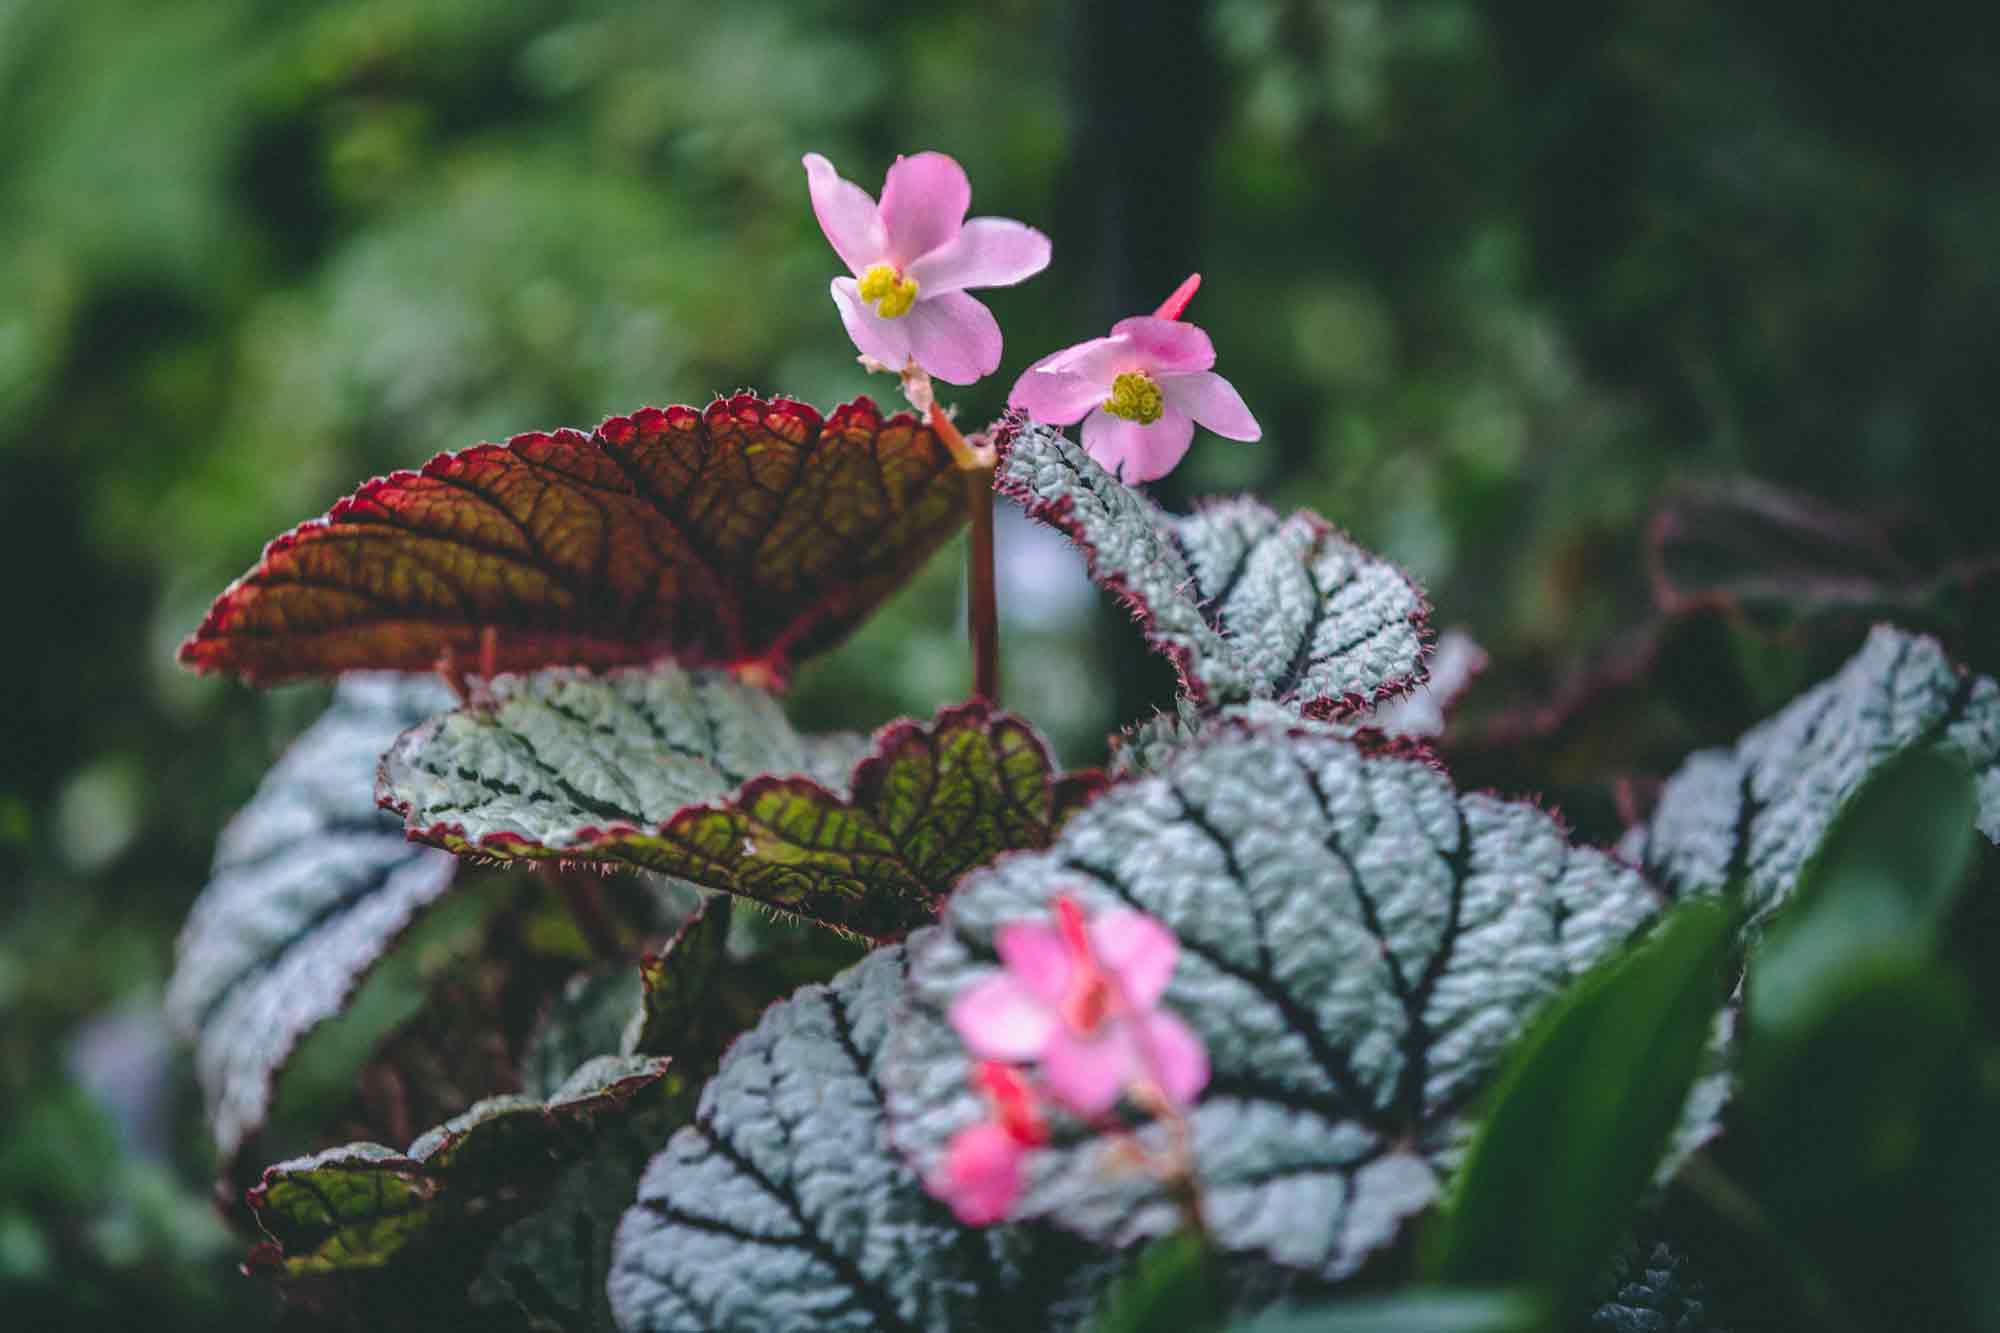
[883, 719, 1663, 1279]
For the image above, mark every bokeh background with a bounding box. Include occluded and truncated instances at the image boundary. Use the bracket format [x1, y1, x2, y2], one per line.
[4, 0, 1997, 1327]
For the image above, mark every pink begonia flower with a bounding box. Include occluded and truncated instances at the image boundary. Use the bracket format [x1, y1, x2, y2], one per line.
[803, 151, 1051, 385]
[1008, 274, 1261, 483]
[932, 1061, 1047, 1226]
[949, 895, 1209, 1117]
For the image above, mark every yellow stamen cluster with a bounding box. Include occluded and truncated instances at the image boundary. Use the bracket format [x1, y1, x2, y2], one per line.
[1103, 371, 1164, 425]
[858, 262, 920, 319]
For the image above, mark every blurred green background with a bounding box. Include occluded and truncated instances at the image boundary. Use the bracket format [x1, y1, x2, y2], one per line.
[3, 0, 1996, 1327]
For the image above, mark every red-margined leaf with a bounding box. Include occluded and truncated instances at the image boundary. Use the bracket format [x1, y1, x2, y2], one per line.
[246, 1054, 668, 1279]
[378, 664, 1104, 939]
[180, 394, 965, 685]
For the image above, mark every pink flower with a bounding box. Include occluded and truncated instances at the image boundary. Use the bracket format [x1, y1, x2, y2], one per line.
[949, 894, 1209, 1117]
[1008, 275, 1260, 482]
[932, 1062, 1047, 1226]
[804, 151, 1051, 385]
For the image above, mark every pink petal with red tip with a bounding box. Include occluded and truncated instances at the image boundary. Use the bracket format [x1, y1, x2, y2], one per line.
[995, 921, 1073, 1003]
[880, 151, 971, 265]
[910, 218, 1051, 295]
[1041, 1027, 1135, 1116]
[1082, 406, 1195, 483]
[1091, 911, 1179, 1009]
[950, 973, 1057, 1061]
[1139, 1011, 1210, 1108]
[802, 153, 886, 276]
[936, 1121, 1026, 1225]
[1162, 371, 1261, 441]
[903, 290, 1002, 384]
[1110, 316, 1216, 374]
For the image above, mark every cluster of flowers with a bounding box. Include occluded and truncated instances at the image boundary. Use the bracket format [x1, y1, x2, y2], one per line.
[934, 893, 1210, 1225]
[805, 151, 1260, 482]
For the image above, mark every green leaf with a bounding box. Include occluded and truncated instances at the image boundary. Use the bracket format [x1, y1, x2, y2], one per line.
[179, 394, 967, 685]
[382, 668, 1103, 938]
[1626, 625, 2000, 922]
[165, 675, 460, 1175]
[1750, 745, 1981, 1035]
[623, 895, 736, 1065]
[884, 718, 1664, 1278]
[1087, 1232, 1222, 1333]
[1427, 899, 1734, 1311]
[607, 945, 1105, 1332]
[1220, 1289, 1545, 1333]
[1589, 1239, 1733, 1333]
[246, 1054, 669, 1278]
[997, 421, 1430, 720]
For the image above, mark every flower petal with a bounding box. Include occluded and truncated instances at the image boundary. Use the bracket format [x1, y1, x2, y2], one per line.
[802, 153, 885, 276]
[1041, 1028, 1135, 1116]
[1090, 911, 1178, 1009]
[908, 218, 1051, 294]
[1008, 367, 1108, 425]
[1161, 371, 1261, 441]
[935, 1121, 1025, 1225]
[950, 974, 1057, 1061]
[830, 277, 912, 370]
[1137, 1012, 1210, 1109]
[995, 921, 1073, 1003]
[903, 290, 1002, 384]
[1108, 316, 1215, 374]
[1081, 406, 1195, 484]
[879, 151, 970, 265]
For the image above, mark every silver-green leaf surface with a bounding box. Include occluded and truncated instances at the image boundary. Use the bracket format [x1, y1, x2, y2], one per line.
[884, 720, 1663, 1278]
[166, 676, 459, 1173]
[997, 421, 1430, 719]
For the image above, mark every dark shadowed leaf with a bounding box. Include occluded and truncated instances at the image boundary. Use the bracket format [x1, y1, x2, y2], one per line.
[382, 669, 1103, 939]
[165, 675, 460, 1175]
[624, 896, 736, 1066]
[1428, 899, 1733, 1312]
[607, 945, 1108, 1333]
[180, 394, 965, 684]
[247, 1054, 669, 1279]
[1750, 745, 1980, 1034]
[1625, 625, 2000, 923]
[1220, 1289, 1544, 1333]
[997, 421, 1430, 720]
[1087, 1232, 1221, 1333]
[885, 719, 1663, 1279]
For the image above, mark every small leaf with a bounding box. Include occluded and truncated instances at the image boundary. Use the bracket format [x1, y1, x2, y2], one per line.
[885, 718, 1664, 1278]
[1088, 1232, 1221, 1333]
[165, 675, 460, 1175]
[623, 896, 736, 1065]
[246, 1055, 669, 1278]
[997, 421, 1430, 719]
[180, 394, 965, 685]
[383, 670, 1104, 938]
[1427, 899, 1734, 1311]
[607, 946, 1101, 1332]
[1627, 625, 2000, 922]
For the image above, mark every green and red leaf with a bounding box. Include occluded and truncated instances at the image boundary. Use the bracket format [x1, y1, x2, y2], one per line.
[180, 394, 966, 685]
[379, 667, 1104, 939]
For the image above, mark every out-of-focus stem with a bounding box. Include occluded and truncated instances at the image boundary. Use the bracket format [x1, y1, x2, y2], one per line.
[930, 403, 1000, 703]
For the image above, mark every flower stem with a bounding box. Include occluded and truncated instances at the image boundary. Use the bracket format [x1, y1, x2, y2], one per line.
[930, 403, 1000, 703]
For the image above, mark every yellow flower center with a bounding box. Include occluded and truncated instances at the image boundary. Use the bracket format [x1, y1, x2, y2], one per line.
[858, 262, 920, 319]
[1103, 371, 1164, 425]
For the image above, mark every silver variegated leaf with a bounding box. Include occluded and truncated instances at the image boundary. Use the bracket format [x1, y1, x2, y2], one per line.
[997, 421, 1430, 720]
[883, 719, 1664, 1279]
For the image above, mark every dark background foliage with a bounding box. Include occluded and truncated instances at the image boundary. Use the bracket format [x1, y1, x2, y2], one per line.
[2, 1, 1995, 1327]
